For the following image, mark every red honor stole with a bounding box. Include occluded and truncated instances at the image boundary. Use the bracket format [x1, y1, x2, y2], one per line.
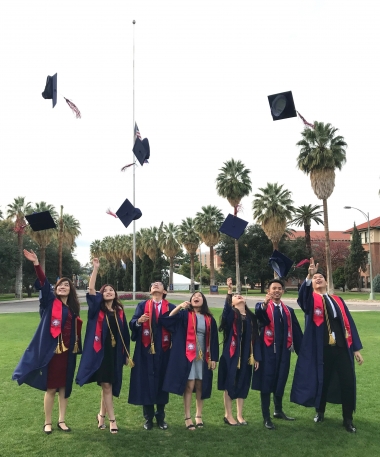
[312, 293, 353, 347]
[141, 300, 171, 351]
[229, 314, 238, 358]
[51, 298, 64, 338]
[94, 308, 124, 352]
[186, 312, 211, 362]
[263, 302, 293, 349]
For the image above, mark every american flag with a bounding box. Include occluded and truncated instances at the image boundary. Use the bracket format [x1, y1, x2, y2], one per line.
[134, 123, 141, 142]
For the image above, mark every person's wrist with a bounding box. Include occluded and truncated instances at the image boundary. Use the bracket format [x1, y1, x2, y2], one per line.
[33, 260, 39, 265]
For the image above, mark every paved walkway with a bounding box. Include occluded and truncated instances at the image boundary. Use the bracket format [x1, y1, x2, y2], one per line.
[1, 291, 379, 313]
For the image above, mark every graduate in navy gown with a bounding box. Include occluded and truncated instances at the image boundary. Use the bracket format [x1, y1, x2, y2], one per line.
[76, 257, 131, 434]
[128, 281, 176, 430]
[218, 278, 261, 426]
[13, 249, 82, 434]
[161, 292, 219, 430]
[252, 278, 303, 430]
[290, 259, 364, 433]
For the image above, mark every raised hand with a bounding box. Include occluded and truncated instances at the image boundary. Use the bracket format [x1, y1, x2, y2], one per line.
[263, 292, 272, 309]
[92, 257, 100, 269]
[23, 249, 38, 264]
[227, 277, 233, 290]
[307, 257, 319, 279]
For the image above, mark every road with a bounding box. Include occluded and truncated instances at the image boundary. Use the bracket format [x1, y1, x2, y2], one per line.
[1, 291, 379, 313]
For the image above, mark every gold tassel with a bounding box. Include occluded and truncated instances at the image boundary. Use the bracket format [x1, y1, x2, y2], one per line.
[54, 334, 68, 353]
[237, 356, 241, 369]
[150, 342, 156, 354]
[72, 340, 79, 354]
[111, 333, 116, 348]
[128, 358, 135, 368]
[329, 334, 336, 346]
[54, 342, 62, 354]
[248, 353, 255, 366]
[196, 349, 203, 361]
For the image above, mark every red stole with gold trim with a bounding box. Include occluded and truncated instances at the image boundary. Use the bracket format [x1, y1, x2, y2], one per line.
[263, 301, 293, 349]
[94, 308, 124, 353]
[141, 300, 171, 351]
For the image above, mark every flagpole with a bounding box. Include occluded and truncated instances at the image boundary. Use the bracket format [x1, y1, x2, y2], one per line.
[132, 19, 136, 300]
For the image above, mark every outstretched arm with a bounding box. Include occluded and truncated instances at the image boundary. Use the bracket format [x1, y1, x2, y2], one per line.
[89, 258, 99, 296]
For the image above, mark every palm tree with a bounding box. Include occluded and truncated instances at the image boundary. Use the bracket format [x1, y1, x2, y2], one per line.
[27, 202, 58, 271]
[90, 239, 102, 258]
[58, 208, 81, 277]
[178, 218, 201, 293]
[0, 208, 3, 219]
[158, 223, 181, 290]
[252, 183, 294, 271]
[216, 159, 252, 293]
[141, 227, 160, 262]
[296, 121, 347, 293]
[7, 196, 32, 299]
[194, 205, 224, 286]
[291, 204, 324, 257]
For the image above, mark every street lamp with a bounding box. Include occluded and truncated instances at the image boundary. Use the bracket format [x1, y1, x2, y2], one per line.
[244, 276, 247, 296]
[344, 206, 375, 300]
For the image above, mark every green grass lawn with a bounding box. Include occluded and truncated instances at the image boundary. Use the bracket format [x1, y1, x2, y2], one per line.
[1, 309, 379, 457]
[0, 293, 40, 301]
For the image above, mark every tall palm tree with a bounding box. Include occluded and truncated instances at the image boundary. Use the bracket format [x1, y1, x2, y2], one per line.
[0, 208, 3, 219]
[158, 223, 181, 290]
[291, 204, 324, 257]
[27, 202, 58, 271]
[58, 209, 81, 277]
[7, 196, 32, 298]
[120, 234, 133, 263]
[90, 239, 102, 258]
[216, 159, 252, 293]
[142, 227, 160, 262]
[178, 218, 201, 293]
[296, 121, 347, 293]
[194, 205, 224, 286]
[252, 183, 294, 275]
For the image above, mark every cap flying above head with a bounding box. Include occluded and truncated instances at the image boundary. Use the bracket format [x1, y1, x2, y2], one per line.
[111, 199, 142, 229]
[219, 214, 248, 240]
[133, 137, 150, 166]
[267, 91, 296, 121]
[25, 211, 57, 231]
[269, 250, 294, 278]
[41, 73, 81, 118]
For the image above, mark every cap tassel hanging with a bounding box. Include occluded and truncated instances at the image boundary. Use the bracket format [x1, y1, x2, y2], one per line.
[64, 98, 81, 119]
[248, 341, 255, 366]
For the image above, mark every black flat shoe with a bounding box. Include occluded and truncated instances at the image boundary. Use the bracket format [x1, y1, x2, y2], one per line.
[314, 413, 324, 423]
[273, 411, 295, 421]
[223, 417, 238, 426]
[57, 421, 71, 432]
[157, 419, 168, 430]
[343, 420, 356, 433]
[238, 420, 248, 425]
[43, 423, 52, 435]
[264, 419, 275, 430]
[144, 420, 153, 430]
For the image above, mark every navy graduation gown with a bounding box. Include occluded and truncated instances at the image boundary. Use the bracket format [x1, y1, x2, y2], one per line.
[218, 297, 261, 400]
[128, 300, 176, 406]
[252, 302, 303, 396]
[76, 293, 130, 397]
[12, 278, 81, 398]
[290, 281, 362, 409]
[161, 310, 219, 399]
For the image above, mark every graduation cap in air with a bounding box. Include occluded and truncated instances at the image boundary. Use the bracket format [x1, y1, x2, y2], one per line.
[133, 137, 150, 166]
[269, 250, 294, 278]
[219, 214, 248, 240]
[106, 199, 142, 229]
[25, 211, 57, 231]
[267, 91, 297, 121]
[41, 73, 81, 118]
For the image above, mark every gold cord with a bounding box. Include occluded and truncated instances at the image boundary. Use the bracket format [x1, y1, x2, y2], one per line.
[322, 296, 336, 345]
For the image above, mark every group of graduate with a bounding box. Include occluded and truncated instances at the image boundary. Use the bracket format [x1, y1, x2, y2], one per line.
[13, 252, 364, 435]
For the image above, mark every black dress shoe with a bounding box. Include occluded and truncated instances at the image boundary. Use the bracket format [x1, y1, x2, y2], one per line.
[223, 417, 238, 426]
[157, 419, 168, 430]
[273, 411, 295, 421]
[57, 421, 71, 432]
[343, 420, 356, 433]
[144, 420, 153, 430]
[314, 413, 324, 423]
[264, 419, 275, 430]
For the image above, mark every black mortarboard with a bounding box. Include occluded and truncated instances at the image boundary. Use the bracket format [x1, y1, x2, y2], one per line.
[219, 214, 248, 240]
[25, 211, 57, 231]
[133, 138, 150, 166]
[116, 199, 142, 229]
[269, 250, 293, 278]
[267, 91, 297, 121]
[42, 74, 58, 108]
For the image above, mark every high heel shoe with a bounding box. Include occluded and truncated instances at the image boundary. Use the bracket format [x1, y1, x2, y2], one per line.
[185, 417, 196, 430]
[223, 417, 238, 426]
[97, 414, 106, 430]
[109, 418, 118, 434]
[195, 416, 204, 428]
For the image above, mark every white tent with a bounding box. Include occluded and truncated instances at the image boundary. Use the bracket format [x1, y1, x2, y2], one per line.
[169, 272, 199, 291]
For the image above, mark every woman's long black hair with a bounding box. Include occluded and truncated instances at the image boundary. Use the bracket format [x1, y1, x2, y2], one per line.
[219, 295, 258, 342]
[188, 291, 213, 316]
[99, 284, 124, 313]
[55, 277, 81, 316]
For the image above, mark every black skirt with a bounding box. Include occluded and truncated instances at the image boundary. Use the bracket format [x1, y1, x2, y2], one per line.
[89, 312, 118, 385]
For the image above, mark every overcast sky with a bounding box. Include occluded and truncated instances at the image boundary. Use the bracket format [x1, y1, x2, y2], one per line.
[1, 0, 379, 265]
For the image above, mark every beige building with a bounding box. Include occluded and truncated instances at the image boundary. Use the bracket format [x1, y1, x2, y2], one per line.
[196, 247, 222, 271]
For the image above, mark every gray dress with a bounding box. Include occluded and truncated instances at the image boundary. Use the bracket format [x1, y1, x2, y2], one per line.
[188, 314, 206, 380]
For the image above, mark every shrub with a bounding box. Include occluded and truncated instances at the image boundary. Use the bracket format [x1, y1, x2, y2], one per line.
[373, 274, 380, 293]
[119, 293, 150, 301]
